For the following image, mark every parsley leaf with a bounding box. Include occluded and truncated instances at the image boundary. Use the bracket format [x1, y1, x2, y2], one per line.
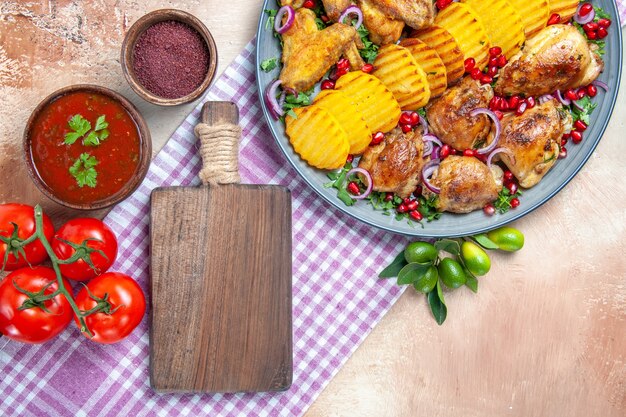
[570, 96, 597, 124]
[264, 9, 277, 30]
[64, 115, 91, 145]
[69, 153, 98, 188]
[357, 25, 379, 64]
[260, 57, 279, 72]
[418, 194, 442, 222]
[324, 162, 356, 206]
[64, 114, 109, 146]
[282, 89, 315, 120]
[595, 6, 611, 19]
[494, 187, 522, 214]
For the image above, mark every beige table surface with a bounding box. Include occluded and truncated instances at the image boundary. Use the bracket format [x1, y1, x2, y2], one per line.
[1, 1, 624, 416]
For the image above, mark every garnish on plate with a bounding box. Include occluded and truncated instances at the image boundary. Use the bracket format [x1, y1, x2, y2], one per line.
[69, 153, 98, 188]
[64, 114, 109, 146]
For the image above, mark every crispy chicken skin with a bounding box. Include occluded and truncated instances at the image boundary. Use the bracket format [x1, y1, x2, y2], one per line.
[322, 0, 353, 21]
[358, 128, 424, 198]
[279, 9, 360, 91]
[368, 0, 435, 29]
[427, 156, 501, 214]
[426, 76, 494, 150]
[494, 98, 572, 188]
[494, 24, 604, 97]
[358, 0, 405, 45]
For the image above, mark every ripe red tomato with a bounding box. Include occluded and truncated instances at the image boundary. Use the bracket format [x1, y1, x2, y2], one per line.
[0, 266, 73, 344]
[51, 218, 118, 281]
[74, 272, 145, 344]
[0, 203, 54, 271]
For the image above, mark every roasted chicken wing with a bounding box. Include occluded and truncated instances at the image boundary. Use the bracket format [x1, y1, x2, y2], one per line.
[493, 98, 572, 188]
[426, 76, 494, 150]
[358, 128, 424, 198]
[426, 156, 502, 214]
[368, 0, 435, 29]
[494, 24, 604, 97]
[358, 0, 405, 45]
[280, 9, 360, 91]
[322, 0, 353, 21]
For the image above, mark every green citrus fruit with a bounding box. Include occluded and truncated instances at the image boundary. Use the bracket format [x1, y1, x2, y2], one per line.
[486, 227, 524, 252]
[404, 242, 438, 264]
[438, 258, 466, 289]
[413, 266, 438, 294]
[461, 241, 491, 276]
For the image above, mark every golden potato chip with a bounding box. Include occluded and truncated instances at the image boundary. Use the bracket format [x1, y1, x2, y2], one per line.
[335, 71, 401, 133]
[285, 106, 349, 170]
[548, 0, 580, 22]
[313, 89, 372, 155]
[399, 38, 448, 99]
[372, 44, 431, 110]
[462, 0, 525, 59]
[412, 25, 464, 85]
[435, 3, 491, 69]
[507, 0, 550, 37]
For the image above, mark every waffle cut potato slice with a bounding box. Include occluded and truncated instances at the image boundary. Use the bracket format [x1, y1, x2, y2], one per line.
[412, 25, 464, 85]
[399, 38, 447, 99]
[372, 44, 431, 110]
[435, 3, 491, 70]
[335, 71, 401, 134]
[462, 0, 525, 59]
[548, 0, 580, 22]
[285, 106, 349, 170]
[507, 0, 550, 37]
[313, 89, 371, 155]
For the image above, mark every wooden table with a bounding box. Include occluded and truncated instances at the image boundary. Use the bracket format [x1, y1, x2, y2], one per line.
[1, 2, 624, 416]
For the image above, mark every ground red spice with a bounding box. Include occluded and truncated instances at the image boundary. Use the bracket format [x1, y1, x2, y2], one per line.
[132, 20, 210, 99]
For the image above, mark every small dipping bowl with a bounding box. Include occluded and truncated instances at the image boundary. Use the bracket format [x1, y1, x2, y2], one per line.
[121, 9, 218, 106]
[23, 84, 152, 210]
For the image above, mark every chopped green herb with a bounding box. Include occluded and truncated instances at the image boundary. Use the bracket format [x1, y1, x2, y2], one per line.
[282, 88, 315, 120]
[570, 96, 597, 124]
[69, 153, 98, 188]
[264, 9, 277, 30]
[64, 114, 109, 146]
[325, 162, 357, 206]
[357, 25, 379, 64]
[494, 187, 522, 214]
[418, 194, 442, 222]
[260, 57, 279, 72]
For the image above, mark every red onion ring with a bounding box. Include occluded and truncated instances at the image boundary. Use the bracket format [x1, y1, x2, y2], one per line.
[430, 146, 441, 160]
[572, 99, 584, 111]
[592, 80, 609, 92]
[422, 134, 443, 148]
[486, 147, 516, 168]
[339, 6, 363, 29]
[469, 108, 501, 155]
[421, 160, 441, 194]
[423, 140, 433, 157]
[574, 4, 595, 25]
[555, 90, 571, 106]
[265, 79, 284, 119]
[419, 114, 429, 135]
[346, 167, 373, 199]
[274, 5, 295, 34]
[538, 94, 553, 105]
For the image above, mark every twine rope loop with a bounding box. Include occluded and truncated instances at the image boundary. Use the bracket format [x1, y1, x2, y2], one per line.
[193, 123, 241, 186]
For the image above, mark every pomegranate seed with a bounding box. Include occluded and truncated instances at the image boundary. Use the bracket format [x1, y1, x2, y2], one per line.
[335, 68, 348, 78]
[499, 99, 510, 111]
[321, 15, 329, 23]
[574, 120, 588, 132]
[506, 181, 518, 195]
[559, 146, 567, 159]
[489, 96, 499, 111]
[489, 46, 502, 57]
[526, 96, 536, 108]
[303, 0, 315, 8]
[362, 63, 374, 73]
[571, 130, 583, 143]
[562, 133, 571, 140]
[321, 80, 335, 90]
[508, 95, 521, 109]
[503, 170, 514, 182]
[483, 203, 496, 216]
[577, 89, 586, 99]
[561, 138, 567, 146]
[464, 57, 476, 72]
[413, 185, 423, 197]
[587, 30, 598, 40]
[400, 112, 412, 125]
[597, 28, 608, 39]
[481, 74, 493, 84]
[488, 66, 498, 77]
[371, 131, 385, 145]
[547, 13, 561, 26]
[440, 144, 452, 159]
[409, 112, 419, 125]
[436, 0, 452, 10]
[587, 85, 598, 97]
[494, 110, 504, 120]
[347, 181, 360, 195]
[497, 55, 507, 68]
[403, 197, 411, 205]
[515, 102, 527, 116]
[463, 149, 476, 157]
[584, 22, 599, 31]
[565, 89, 579, 101]
[409, 210, 423, 221]
[397, 203, 408, 214]
[401, 124, 413, 133]
[579, 3, 593, 16]
[489, 57, 498, 67]
[346, 154, 354, 163]
[598, 18, 611, 28]
[407, 200, 419, 211]
[510, 198, 520, 209]
[470, 68, 482, 80]
[384, 192, 394, 202]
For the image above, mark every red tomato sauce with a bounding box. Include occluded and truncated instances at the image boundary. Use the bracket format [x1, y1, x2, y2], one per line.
[30, 91, 141, 205]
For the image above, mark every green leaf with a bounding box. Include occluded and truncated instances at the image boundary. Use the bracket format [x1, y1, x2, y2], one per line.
[428, 280, 447, 325]
[356, 25, 379, 64]
[69, 153, 98, 188]
[435, 239, 460, 256]
[83, 131, 100, 146]
[465, 274, 478, 293]
[63, 131, 81, 145]
[473, 234, 500, 250]
[68, 114, 91, 136]
[260, 57, 278, 72]
[94, 115, 108, 131]
[397, 262, 430, 285]
[379, 250, 408, 278]
[264, 8, 277, 30]
[336, 188, 356, 206]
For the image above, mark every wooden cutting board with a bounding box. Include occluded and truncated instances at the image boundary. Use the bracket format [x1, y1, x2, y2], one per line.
[149, 102, 292, 393]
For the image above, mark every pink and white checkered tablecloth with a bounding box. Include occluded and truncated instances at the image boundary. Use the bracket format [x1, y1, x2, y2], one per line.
[1, 4, 625, 416]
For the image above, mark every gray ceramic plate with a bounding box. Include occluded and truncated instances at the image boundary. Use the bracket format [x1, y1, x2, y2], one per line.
[255, 0, 622, 237]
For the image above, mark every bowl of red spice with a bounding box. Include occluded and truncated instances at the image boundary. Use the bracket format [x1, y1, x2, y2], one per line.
[121, 9, 218, 106]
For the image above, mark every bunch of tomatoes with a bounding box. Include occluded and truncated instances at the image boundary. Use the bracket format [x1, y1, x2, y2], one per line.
[0, 203, 145, 344]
